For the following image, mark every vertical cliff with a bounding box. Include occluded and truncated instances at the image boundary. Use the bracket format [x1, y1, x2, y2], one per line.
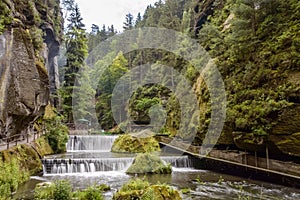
[0, 0, 62, 138]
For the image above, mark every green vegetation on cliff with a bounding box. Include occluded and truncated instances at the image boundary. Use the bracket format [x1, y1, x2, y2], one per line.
[196, 0, 300, 155]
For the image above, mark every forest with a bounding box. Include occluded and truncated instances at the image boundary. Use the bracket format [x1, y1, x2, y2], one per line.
[0, 0, 300, 199]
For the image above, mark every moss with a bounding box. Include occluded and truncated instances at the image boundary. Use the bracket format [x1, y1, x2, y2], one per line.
[233, 132, 266, 152]
[35, 60, 48, 82]
[0, 134, 54, 178]
[269, 132, 300, 157]
[0, 0, 12, 34]
[113, 179, 181, 200]
[35, 181, 108, 200]
[43, 104, 56, 120]
[34, 136, 54, 156]
[111, 133, 160, 153]
[126, 153, 172, 174]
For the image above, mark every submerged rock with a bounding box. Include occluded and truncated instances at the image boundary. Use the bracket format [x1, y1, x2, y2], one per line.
[126, 153, 172, 174]
[111, 131, 160, 153]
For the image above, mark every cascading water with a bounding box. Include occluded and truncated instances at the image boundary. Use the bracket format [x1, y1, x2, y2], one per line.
[42, 135, 194, 175]
[66, 135, 118, 151]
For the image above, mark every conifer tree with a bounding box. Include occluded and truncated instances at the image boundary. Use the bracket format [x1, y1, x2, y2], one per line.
[61, 1, 88, 122]
[123, 13, 134, 30]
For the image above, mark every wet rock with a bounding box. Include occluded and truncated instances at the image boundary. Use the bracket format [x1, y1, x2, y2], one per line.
[111, 131, 160, 153]
[126, 153, 172, 174]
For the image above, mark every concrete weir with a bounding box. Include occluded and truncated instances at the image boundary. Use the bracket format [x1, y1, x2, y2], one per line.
[157, 136, 300, 188]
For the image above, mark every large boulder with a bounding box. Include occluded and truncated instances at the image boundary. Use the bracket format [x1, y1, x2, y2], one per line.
[111, 131, 160, 153]
[126, 153, 172, 174]
[268, 105, 300, 157]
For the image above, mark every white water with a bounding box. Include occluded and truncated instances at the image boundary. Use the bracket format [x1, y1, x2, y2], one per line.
[66, 135, 118, 152]
[43, 135, 194, 175]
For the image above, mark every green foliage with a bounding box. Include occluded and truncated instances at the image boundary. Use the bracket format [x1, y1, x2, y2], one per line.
[35, 182, 108, 200]
[44, 120, 68, 154]
[0, 159, 29, 200]
[82, 185, 104, 200]
[135, 97, 161, 111]
[126, 153, 172, 174]
[34, 180, 72, 200]
[30, 27, 44, 53]
[95, 51, 129, 129]
[43, 107, 69, 154]
[61, 1, 88, 122]
[113, 179, 181, 200]
[72, 65, 96, 121]
[0, 1, 12, 35]
[34, 183, 55, 200]
[87, 24, 117, 53]
[119, 179, 150, 193]
[196, 0, 300, 147]
[53, 180, 72, 200]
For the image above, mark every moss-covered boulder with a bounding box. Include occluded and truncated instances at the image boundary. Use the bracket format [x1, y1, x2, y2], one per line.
[111, 132, 160, 153]
[233, 131, 267, 152]
[33, 136, 54, 157]
[269, 132, 300, 157]
[112, 179, 181, 200]
[126, 153, 172, 174]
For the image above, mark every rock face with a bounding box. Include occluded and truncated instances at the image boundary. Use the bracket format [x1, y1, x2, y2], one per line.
[0, 0, 62, 138]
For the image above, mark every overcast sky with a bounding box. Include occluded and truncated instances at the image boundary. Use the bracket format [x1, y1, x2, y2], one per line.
[75, 0, 159, 32]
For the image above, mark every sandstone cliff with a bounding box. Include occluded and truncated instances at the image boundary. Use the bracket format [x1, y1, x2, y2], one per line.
[0, 0, 62, 138]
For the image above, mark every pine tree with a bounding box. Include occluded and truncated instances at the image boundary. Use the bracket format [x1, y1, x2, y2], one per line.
[135, 12, 142, 27]
[61, 2, 88, 122]
[123, 13, 134, 31]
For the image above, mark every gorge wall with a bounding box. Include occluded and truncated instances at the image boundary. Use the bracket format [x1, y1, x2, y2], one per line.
[0, 0, 62, 139]
[193, 0, 300, 157]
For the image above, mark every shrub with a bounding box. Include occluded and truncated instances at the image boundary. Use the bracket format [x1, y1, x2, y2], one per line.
[0, 159, 29, 199]
[43, 106, 69, 154]
[113, 179, 182, 200]
[53, 180, 72, 200]
[83, 185, 104, 200]
[34, 183, 54, 200]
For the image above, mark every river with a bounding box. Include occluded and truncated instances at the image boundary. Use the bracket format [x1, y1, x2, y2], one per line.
[14, 135, 300, 199]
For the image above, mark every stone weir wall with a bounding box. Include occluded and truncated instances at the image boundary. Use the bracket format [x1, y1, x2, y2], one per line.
[0, 0, 62, 139]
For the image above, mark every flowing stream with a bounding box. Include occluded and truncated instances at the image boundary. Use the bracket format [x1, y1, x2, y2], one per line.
[14, 135, 300, 199]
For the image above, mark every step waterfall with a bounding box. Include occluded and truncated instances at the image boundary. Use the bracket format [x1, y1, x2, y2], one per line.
[43, 135, 194, 175]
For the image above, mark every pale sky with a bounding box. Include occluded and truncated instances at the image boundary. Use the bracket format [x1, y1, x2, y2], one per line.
[75, 0, 159, 32]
